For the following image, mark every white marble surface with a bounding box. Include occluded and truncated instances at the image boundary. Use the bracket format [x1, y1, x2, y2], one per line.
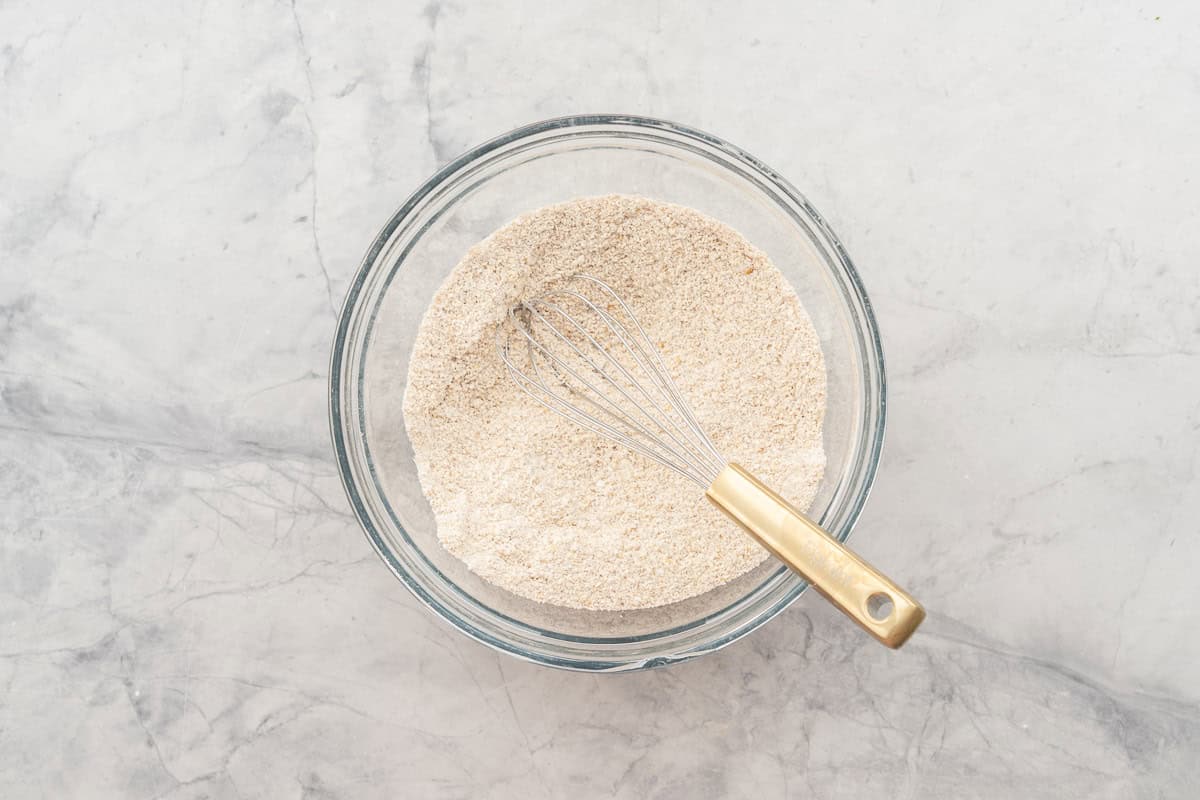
[2, 1, 1198, 797]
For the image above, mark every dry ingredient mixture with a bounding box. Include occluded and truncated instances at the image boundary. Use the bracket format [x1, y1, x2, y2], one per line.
[403, 195, 826, 610]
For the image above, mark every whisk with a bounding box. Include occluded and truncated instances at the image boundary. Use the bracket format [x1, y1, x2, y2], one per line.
[497, 274, 924, 648]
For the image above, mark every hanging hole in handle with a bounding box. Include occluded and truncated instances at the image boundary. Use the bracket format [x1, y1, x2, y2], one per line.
[867, 592, 894, 621]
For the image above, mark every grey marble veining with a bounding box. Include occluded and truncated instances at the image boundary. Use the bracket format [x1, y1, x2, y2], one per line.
[2, 1, 1198, 797]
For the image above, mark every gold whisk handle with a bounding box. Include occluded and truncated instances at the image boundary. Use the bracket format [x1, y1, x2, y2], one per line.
[706, 463, 925, 649]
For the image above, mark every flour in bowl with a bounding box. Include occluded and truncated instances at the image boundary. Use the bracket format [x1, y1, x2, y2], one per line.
[403, 195, 826, 610]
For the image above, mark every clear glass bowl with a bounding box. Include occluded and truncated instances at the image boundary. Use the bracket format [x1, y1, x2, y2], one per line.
[329, 115, 886, 671]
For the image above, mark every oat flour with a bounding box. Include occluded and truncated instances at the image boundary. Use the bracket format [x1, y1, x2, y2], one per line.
[403, 195, 826, 610]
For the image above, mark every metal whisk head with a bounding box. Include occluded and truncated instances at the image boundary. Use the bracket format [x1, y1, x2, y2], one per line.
[497, 274, 727, 488]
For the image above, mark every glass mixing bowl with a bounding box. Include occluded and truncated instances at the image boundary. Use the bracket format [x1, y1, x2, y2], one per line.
[329, 115, 886, 671]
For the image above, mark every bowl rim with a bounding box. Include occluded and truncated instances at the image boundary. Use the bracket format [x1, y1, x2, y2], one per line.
[329, 113, 887, 671]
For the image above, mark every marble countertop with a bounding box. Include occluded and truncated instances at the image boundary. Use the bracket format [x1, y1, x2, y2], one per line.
[3, 2, 1198, 797]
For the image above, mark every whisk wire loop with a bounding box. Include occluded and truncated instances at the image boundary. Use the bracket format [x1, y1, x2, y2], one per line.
[574, 275, 727, 471]
[497, 274, 727, 487]
[521, 296, 721, 482]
